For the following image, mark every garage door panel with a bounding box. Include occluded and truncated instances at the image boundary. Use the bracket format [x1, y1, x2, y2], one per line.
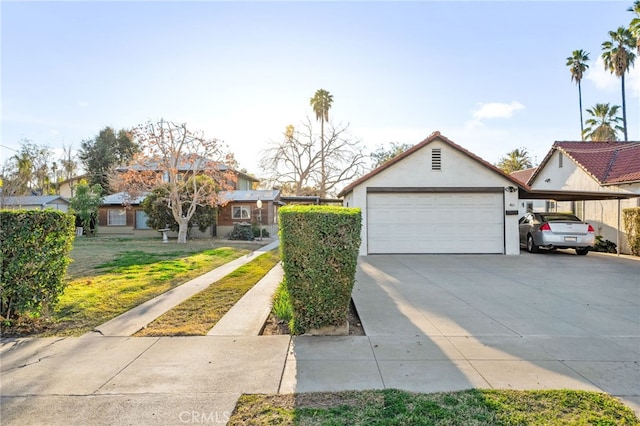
[367, 193, 503, 254]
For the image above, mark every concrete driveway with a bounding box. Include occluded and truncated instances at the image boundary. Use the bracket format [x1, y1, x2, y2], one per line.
[283, 251, 640, 414]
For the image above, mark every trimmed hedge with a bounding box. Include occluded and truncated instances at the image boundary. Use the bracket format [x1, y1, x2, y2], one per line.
[279, 205, 361, 334]
[623, 207, 640, 256]
[0, 210, 76, 321]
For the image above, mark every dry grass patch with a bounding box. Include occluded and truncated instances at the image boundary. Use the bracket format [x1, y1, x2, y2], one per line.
[135, 249, 280, 336]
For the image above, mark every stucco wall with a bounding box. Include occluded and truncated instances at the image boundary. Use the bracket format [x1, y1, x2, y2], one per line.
[345, 139, 521, 256]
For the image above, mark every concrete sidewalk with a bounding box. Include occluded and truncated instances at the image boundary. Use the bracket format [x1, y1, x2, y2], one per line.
[2, 251, 639, 425]
[93, 239, 280, 337]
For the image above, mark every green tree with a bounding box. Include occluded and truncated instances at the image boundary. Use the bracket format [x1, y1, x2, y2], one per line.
[3, 140, 53, 196]
[370, 142, 413, 169]
[496, 148, 534, 174]
[78, 127, 138, 193]
[629, 1, 640, 54]
[69, 181, 104, 236]
[583, 103, 624, 141]
[141, 178, 217, 236]
[310, 89, 334, 198]
[601, 26, 636, 141]
[566, 50, 590, 140]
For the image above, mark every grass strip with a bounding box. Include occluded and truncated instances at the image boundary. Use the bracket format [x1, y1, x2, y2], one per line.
[44, 247, 249, 337]
[135, 249, 280, 336]
[229, 389, 639, 425]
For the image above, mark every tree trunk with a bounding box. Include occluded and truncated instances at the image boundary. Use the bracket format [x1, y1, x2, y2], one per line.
[621, 74, 628, 141]
[578, 82, 584, 141]
[320, 118, 326, 198]
[177, 218, 189, 244]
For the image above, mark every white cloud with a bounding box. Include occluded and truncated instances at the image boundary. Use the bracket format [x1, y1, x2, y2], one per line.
[586, 57, 639, 98]
[472, 101, 525, 121]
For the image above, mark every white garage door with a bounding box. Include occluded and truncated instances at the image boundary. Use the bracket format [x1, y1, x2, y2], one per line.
[367, 192, 504, 254]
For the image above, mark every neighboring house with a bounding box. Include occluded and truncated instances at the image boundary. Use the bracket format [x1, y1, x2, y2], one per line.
[218, 189, 283, 237]
[97, 192, 153, 237]
[511, 168, 552, 215]
[526, 141, 640, 254]
[1, 195, 70, 212]
[338, 132, 527, 255]
[57, 174, 89, 198]
[96, 162, 266, 238]
[280, 195, 343, 205]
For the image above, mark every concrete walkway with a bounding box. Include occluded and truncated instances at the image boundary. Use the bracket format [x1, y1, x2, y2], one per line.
[2, 250, 639, 425]
[93, 239, 280, 337]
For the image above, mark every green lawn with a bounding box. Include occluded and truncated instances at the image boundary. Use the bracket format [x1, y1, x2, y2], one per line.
[229, 389, 640, 425]
[4, 237, 266, 337]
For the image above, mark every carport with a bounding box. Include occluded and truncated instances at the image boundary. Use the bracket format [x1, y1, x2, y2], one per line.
[519, 189, 640, 255]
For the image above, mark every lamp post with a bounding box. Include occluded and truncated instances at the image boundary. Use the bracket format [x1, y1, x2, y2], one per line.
[256, 199, 263, 241]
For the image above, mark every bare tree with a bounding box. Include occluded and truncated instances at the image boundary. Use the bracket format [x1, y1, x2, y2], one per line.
[112, 119, 236, 243]
[259, 118, 367, 197]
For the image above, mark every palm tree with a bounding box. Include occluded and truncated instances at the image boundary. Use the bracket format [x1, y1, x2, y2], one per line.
[566, 50, 590, 140]
[496, 148, 533, 174]
[310, 89, 333, 197]
[629, 1, 640, 54]
[601, 26, 636, 141]
[582, 103, 624, 141]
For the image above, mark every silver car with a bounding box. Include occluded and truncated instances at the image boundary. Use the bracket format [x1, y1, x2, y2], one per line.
[519, 212, 595, 255]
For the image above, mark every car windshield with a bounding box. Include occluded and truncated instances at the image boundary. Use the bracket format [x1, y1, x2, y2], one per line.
[539, 214, 580, 222]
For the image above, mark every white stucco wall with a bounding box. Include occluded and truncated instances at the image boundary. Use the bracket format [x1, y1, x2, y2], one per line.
[531, 150, 640, 254]
[345, 139, 521, 255]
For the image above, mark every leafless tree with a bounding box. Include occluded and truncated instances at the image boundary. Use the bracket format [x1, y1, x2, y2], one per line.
[259, 118, 367, 197]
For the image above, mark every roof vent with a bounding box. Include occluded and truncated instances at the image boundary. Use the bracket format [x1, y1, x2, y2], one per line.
[432, 148, 442, 171]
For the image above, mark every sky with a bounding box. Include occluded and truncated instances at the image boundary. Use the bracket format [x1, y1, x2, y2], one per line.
[2, 1, 639, 182]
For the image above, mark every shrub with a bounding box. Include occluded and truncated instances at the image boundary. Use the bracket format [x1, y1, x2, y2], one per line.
[279, 205, 361, 334]
[593, 235, 617, 253]
[271, 279, 293, 324]
[229, 223, 254, 241]
[623, 208, 640, 256]
[0, 210, 75, 322]
[252, 223, 269, 238]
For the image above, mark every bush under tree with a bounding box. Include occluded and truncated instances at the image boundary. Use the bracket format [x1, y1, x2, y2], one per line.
[623, 207, 640, 255]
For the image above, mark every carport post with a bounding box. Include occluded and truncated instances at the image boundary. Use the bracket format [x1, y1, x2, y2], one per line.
[617, 199, 621, 256]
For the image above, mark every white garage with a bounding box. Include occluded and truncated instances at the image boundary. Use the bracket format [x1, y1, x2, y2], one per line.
[338, 132, 524, 255]
[367, 191, 504, 254]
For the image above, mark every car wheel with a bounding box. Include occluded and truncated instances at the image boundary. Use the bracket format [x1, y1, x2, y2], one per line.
[527, 235, 538, 253]
[575, 248, 589, 256]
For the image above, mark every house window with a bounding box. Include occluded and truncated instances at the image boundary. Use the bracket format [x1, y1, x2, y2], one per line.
[558, 153, 563, 168]
[431, 148, 442, 171]
[108, 209, 127, 226]
[232, 205, 251, 220]
[135, 210, 151, 229]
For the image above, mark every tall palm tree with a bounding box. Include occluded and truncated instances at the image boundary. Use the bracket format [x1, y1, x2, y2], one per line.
[582, 103, 624, 141]
[629, 1, 640, 54]
[310, 89, 333, 197]
[566, 50, 590, 140]
[601, 26, 636, 141]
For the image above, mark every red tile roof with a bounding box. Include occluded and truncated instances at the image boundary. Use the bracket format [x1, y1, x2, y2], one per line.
[551, 142, 640, 185]
[510, 168, 537, 185]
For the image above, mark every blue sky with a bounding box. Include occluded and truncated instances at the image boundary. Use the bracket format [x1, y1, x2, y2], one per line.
[2, 1, 638, 178]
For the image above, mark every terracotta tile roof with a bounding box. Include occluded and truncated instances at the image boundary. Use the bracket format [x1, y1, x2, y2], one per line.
[338, 131, 528, 197]
[553, 141, 640, 185]
[510, 168, 537, 185]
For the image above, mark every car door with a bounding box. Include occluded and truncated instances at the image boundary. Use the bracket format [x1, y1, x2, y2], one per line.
[518, 213, 533, 245]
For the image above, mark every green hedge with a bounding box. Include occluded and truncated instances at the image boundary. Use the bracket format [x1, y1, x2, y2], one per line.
[623, 207, 640, 256]
[279, 205, 361, 334]
[0, 210, 76, 321]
